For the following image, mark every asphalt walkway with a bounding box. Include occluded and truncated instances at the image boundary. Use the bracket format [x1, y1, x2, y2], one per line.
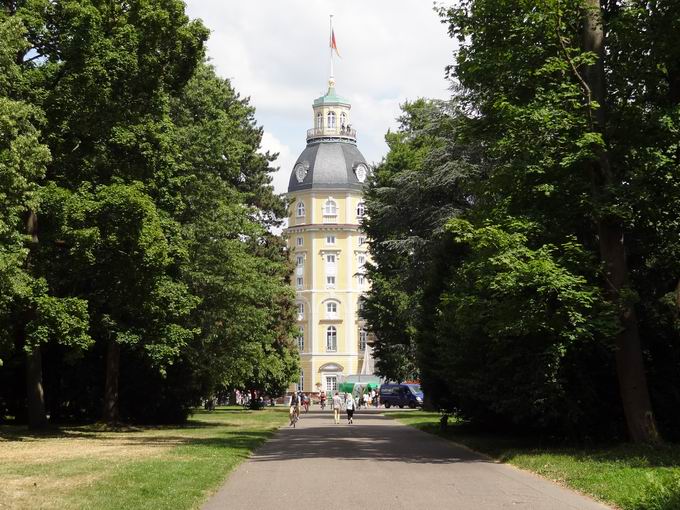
[202, 409, 611, 510]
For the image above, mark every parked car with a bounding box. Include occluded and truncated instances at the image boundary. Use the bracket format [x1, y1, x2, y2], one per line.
[379, 383, 423, 409]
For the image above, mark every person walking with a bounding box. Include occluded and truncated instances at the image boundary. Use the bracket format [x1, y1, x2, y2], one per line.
[289, 392, 301, 427]
[345, 393, 356, 424]
[332, 392, 342, 424]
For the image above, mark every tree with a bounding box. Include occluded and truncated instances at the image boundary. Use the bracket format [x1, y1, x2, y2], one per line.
[168, 64, 299, 402]
[1, 1, 299, 425]
[362, 99, 474, 382]
[365, 1, 679, 441]
[0, 13, 92, 429]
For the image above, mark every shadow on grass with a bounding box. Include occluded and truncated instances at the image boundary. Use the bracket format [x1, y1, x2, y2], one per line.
[174, 431, 274, 452]
[657, 489, 680, 510]
[387, 412, 680, 469]
[0, 408, 277, 442]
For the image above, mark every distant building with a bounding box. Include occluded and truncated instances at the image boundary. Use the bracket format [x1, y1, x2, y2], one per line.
[285, 73, 374, 394]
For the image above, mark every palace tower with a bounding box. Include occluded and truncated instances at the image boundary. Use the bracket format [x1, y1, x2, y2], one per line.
[285, 75, 372, 394]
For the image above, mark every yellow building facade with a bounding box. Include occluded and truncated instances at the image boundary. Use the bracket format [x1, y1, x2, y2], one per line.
[285, 76, 371, 394]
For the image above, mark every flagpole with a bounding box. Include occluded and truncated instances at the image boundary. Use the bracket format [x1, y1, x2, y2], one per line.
[329, 15, 334, 82]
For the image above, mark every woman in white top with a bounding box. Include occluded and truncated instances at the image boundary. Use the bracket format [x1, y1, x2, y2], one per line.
[332, 392, 342, 424]
[345, 393, 356, 424]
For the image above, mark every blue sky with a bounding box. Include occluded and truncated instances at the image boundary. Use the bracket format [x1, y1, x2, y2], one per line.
[184, 1, 456, 194]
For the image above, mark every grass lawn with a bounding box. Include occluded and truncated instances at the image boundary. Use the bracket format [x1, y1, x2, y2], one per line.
[0, 406, 288, 510]
[389, 410, 680, 510]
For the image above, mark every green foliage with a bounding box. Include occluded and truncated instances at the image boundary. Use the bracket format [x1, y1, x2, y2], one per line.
[168, 63, 298, 401]
[367, 0, 680, 438]
[431, 218, 617, 428]
[25, 294, 91, 352]
[0, 1, 298, 423]
[0, 14, 49, 365]
[363, 99, 474, 382]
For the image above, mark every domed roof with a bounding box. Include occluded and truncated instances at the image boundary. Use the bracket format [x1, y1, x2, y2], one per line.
[288, 142, 368, 193]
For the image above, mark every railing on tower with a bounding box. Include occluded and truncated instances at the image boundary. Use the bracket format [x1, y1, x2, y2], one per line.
[307, 127, 357, 141]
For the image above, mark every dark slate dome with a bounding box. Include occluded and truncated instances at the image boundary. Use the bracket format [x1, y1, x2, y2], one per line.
[288, 141, 368, 193]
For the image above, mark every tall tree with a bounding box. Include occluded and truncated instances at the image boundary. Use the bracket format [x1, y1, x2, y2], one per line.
[363, 99, 474, 382]
[5, 0, 208, 424]
[0, 13, 92, 428]
[580, 0, 657, 443]
[365, 1, 679, 441]
[169, 64, 299, 402]
[433, 0, 675, 441]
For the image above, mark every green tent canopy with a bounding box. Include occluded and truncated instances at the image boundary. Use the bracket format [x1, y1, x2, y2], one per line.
[338, 382, 355, 393]
[338, 382, 380, 394]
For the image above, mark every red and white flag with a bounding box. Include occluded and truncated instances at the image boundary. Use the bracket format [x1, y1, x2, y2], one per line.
[330, 29, 341, 58]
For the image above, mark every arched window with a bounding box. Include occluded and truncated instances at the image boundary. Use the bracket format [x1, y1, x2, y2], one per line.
[324, 199, 337, 216]
[326, 326, 337, 352]
[327, 111, 336, 129]
[359, 328, 367, 351]
[326, 301, 338, 318]
[357, 202, 365, 217]
[340, 112, 347, 129]
[316, 112, 322, 129]
[296, 201, 305, 217]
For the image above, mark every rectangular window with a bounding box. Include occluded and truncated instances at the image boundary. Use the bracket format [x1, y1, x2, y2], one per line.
[326, 254, 336, 264]
[326, 235, 336, 244]
[326, 275, 336, 287]
[296, 237, 303, 246]
[326, 376, 337, 392]
[297, 327, 304, 350]
[296, 276, 303, 288]
[296, 255, 304, 266]
[358, 275, 364, 286]
[297, 371, 304, 392]
[359, 236, 365, 246]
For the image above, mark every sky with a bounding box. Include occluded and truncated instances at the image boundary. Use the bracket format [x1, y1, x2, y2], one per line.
[183, 1, 456, 194]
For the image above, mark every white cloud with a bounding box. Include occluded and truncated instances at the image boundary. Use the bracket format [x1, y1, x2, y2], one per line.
[260, 131, 295, 195]
[185, 0, 456, 194]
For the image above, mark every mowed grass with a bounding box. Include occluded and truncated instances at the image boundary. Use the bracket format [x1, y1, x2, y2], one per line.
[390, 411, 680, 510]
[0, 406, 288, 510]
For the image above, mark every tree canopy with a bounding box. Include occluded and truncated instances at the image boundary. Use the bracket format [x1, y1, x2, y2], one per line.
[365, 0, 680, 442]
[0, 0, 298, 426]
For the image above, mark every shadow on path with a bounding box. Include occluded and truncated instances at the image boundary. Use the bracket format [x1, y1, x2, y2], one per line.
[251, 410, 490, 465]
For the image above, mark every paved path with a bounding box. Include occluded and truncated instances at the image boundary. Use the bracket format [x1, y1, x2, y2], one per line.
[203, 409, 611, 510]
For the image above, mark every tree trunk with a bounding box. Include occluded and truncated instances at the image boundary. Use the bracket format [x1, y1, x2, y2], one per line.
[102, 338, 121, 424]
[26, 345, 47, 430]
[583, 0, 659, 443]
[24, 210, 47, 430]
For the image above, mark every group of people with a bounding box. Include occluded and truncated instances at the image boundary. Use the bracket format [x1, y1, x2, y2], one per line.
[331, 392, 356, 424]
[290, 390, 371, 426]
[358, 389, 379, 409]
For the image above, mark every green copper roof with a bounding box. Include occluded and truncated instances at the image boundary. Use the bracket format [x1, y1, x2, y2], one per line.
[313, 86, 350, 106]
